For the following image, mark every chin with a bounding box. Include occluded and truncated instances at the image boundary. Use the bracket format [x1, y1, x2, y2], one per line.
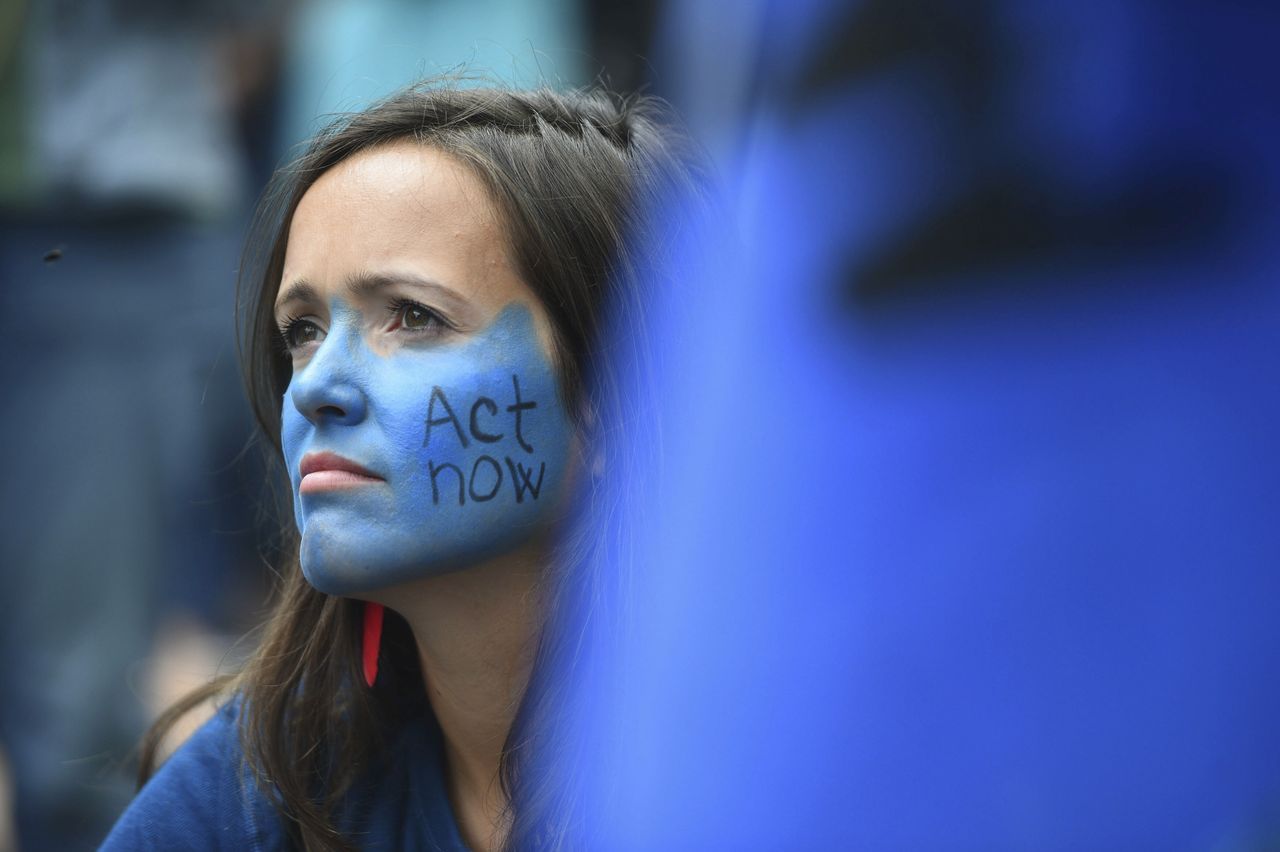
[296, 520, 529, 597]
[296, 522, 410, 595]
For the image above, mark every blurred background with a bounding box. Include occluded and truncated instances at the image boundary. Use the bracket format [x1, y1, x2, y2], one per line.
[1, 0, 1278, 850]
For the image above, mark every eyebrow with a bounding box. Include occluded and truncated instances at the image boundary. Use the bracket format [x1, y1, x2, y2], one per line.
[274, 272, 470, 316]
[274, 281, 320, 313]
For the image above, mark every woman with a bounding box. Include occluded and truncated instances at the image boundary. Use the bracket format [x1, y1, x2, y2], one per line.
[103, 82, 711, 851]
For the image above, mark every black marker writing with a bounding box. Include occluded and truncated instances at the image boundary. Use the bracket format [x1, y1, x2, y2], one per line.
[468, 455, 504, 502]
[469, 397, 503, 443]
[505, 458, 546, 503]
[424, 386, 469, 449]
[506, 374, 537, 454]
[423, 375, 548, 506]
[429, 460, 465, 506]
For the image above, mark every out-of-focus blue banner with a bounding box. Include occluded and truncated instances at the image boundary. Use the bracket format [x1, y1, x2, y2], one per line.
[585, 1, 1280, 848]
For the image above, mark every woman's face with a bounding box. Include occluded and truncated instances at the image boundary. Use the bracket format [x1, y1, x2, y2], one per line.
[275, 142, 574, 596]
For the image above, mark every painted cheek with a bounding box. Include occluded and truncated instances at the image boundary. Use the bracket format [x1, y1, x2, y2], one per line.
[281, 373, 316, 537]
[286, 304, 574, 595]
[280, 305, 373, 534]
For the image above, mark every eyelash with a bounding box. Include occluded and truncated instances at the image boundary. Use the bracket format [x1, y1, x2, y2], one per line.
[386, 298, 455, 336]
[276, 300, 455, 353]
[277, 313, 318, 352]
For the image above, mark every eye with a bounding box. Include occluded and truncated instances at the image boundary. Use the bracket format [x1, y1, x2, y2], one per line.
[279, 316, 325, 351]
[388, 299, 452, 337]
[401, 303, 436, 329]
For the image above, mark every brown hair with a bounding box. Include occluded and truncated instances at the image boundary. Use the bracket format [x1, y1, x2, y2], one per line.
[139, 81, 714, 850]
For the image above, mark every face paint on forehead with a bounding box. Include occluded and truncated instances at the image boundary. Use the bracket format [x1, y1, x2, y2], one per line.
[281, 302, 574, 596]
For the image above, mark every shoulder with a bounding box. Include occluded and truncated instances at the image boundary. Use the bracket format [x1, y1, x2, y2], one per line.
[101, 700, 288, 851]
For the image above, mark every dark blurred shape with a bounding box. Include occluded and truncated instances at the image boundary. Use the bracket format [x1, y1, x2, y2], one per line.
[854, 161, 1238, 307]
[790, 0, 1244, 309]
[580, 0, 1280, 848]
[0, 2, 280, 848]
[792, 0, 1006, 112]
[583, 0, 662, 93]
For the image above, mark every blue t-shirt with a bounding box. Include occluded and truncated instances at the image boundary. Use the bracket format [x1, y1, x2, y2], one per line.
[101, 701, 469, 851]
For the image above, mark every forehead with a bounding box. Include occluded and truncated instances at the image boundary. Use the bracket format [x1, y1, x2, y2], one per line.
[279, 141, 524, 311]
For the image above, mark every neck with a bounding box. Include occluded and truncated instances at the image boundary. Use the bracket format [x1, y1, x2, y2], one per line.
[372, 547, 545, 852]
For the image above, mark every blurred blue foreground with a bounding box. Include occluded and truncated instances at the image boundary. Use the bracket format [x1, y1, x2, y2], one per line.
[584, 1, 1280, 848]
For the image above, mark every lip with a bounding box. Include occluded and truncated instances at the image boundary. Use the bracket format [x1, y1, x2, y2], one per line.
[298, 451, 385, 494]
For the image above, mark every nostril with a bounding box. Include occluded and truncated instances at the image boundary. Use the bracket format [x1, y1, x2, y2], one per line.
[292, 375, 366, 425]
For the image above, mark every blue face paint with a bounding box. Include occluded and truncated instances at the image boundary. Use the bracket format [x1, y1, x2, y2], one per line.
[281, 302, 573, 595]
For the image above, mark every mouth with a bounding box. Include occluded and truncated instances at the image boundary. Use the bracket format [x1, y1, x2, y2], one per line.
[298, 451, 385, 495]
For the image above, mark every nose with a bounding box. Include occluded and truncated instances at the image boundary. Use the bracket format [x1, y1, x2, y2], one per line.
[288, 330, 369, 427]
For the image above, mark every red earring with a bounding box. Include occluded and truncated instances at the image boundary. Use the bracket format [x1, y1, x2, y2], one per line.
[362, 602, 385, 687]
